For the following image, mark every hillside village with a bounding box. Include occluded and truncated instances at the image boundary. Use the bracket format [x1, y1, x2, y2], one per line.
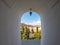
[20, 23, 41, 40]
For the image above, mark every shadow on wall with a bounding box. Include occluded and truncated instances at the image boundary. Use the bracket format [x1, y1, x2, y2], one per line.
[21, 40, 41, 45]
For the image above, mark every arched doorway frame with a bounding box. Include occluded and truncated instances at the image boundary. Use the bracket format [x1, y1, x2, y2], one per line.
[20, 10, 42, 40]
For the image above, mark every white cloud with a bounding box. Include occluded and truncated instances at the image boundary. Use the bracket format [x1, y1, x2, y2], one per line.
[25, 20, 41, 26]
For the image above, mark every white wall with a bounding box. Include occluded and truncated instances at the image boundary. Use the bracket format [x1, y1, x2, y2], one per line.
[41, 2, 60, 45]
[0, 1, 21, 45]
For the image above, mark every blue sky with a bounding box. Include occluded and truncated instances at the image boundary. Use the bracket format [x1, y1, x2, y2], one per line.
[21, 11, 41, 25]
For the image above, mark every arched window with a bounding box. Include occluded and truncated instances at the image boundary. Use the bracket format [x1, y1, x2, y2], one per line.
[20, 11, 41, 40]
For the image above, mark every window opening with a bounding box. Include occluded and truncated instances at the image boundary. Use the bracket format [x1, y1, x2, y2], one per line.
[20, 11, 41, 40]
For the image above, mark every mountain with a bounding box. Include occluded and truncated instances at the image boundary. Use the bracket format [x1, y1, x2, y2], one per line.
[20, 23, 41, 28]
